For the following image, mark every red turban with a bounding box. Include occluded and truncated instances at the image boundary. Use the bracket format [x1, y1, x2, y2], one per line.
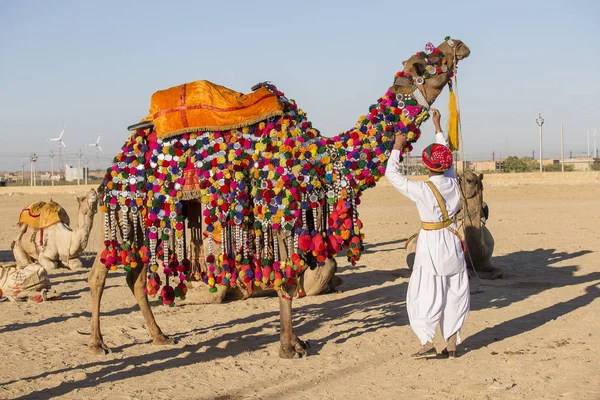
[422, 143, 453, 172]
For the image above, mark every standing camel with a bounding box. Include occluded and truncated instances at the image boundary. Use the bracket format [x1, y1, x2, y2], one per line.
[88, 38, 470, 358]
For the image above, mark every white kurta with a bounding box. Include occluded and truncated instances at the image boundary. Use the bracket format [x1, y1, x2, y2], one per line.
[385, 132, 470, 345]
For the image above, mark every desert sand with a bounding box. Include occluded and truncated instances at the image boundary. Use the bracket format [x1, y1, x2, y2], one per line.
[0, 180, 599, 400]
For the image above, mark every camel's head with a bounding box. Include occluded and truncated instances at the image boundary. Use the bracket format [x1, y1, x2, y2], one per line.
[391, 37, 470, 107]
[77, 189, 98, 217]
[459, 170, 483, 200]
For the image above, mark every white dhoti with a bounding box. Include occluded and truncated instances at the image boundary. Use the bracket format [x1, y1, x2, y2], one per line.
[407, 266, 470, 345]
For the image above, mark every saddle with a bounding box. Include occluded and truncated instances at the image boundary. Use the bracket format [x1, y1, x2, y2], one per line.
[145, 80, 284, 139]
[18, 201, 69, 230]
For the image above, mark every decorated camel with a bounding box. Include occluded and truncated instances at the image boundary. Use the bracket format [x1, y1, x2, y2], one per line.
[13, 190, 98, 271]
[406, 170, 500, 279]
[89, 38, 471, 358]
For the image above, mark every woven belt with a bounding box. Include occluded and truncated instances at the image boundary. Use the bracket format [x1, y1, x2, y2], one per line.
[421, 219, 452, 230]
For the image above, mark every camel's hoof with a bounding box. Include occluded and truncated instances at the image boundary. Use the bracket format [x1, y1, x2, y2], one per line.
[279, 338, 308, 359]
[88, 343, 111, 355]
[152, 335, 176, 346]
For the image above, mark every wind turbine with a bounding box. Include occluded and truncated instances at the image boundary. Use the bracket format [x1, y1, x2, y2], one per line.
[88, 134, 103, 168]
[48, 126, 67, 168]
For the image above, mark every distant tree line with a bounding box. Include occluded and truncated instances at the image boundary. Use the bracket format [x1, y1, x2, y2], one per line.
[502, 156, 575, 172]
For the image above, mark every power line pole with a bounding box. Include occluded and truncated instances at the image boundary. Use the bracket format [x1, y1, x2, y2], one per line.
[492, 151, 495, 161]
[560, 123, 564, 172]
[536, 113, 544, 172]
[84, 159, 89, 185]
[21, 161, 25, 185]
[77, 149, 83, 186]
[49, 150, 55, 186]
[30, 153, 38, 186]
[570, 150, 572, 159]
[532, 150, 535, 159]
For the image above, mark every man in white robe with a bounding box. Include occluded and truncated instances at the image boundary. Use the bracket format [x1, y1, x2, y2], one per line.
[385, 108, 469, 359]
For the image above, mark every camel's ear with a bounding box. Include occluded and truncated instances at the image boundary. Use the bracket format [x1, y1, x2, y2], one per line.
[479, 173, 484, 181]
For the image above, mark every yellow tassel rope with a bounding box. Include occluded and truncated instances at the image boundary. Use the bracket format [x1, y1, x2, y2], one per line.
[447, 89, 460, 151]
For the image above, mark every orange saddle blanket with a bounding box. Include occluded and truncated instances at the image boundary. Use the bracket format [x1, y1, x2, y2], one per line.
[19, 201, 70, 230]
[146, 80, 284, 139]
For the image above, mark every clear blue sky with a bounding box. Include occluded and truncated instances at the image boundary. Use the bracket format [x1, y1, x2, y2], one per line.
[1, 0, 599, 172]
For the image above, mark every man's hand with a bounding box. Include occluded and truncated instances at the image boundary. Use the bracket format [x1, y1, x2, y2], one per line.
[393, 133, 407, 150]
[431, 108, 442, 132]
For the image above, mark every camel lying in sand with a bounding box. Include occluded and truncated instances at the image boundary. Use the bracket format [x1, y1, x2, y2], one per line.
[13, 190, 98, 271]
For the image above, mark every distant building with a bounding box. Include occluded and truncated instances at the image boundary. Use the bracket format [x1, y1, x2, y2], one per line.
[65, 164, 88, 182]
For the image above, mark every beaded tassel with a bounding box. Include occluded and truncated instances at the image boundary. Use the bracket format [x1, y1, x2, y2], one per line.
[103, 212, 111, 243]
[121, 206, 129, 242]
[301, 194, 308, 230]
[131, 205, 138, 247]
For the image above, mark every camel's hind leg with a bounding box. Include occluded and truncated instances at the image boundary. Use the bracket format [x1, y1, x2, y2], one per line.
[88, 253, 111, 355]
[125, 266, 173, 346]
[278, 295, 307, 359]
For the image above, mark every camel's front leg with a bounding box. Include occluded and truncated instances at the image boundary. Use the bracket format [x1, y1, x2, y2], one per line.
[88, 254, 110, 355]
[65, 258, 85, 271]
[126, 267, 173, 346]
[278, 294, 307, 359]
[37, 254, 59, 271]
[12, 240, 33, 267]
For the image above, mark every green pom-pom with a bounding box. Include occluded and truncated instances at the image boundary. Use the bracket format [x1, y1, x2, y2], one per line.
[124, 265, 132, 272]
[209, 287, 218, 293]
[445, 36, 451, 40]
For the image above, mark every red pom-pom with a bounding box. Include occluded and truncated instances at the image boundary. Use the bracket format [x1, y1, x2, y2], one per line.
[298, 234, 312, 252]
[100, 249, 110, 264]
[312, 234, 325, 254]
[161, 285, 175, 305]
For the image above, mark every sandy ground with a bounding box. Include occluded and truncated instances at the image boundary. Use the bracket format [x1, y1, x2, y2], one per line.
[0, 182, 599, 400]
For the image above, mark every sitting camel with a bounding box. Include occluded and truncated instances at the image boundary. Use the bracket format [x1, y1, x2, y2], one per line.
[88, 38, 471, 358]
[406, 170, 500, 279]
[181, 201, 342, 304]
[13, 190, 98, 271]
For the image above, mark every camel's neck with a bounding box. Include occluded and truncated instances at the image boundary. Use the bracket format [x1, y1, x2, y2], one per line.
[327, 90, 429, 192]
[461, 191, 482, 230]
[70, 208, 95, 256]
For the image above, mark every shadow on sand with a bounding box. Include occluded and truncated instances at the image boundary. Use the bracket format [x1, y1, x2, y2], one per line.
[4, 247, 599, 399]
